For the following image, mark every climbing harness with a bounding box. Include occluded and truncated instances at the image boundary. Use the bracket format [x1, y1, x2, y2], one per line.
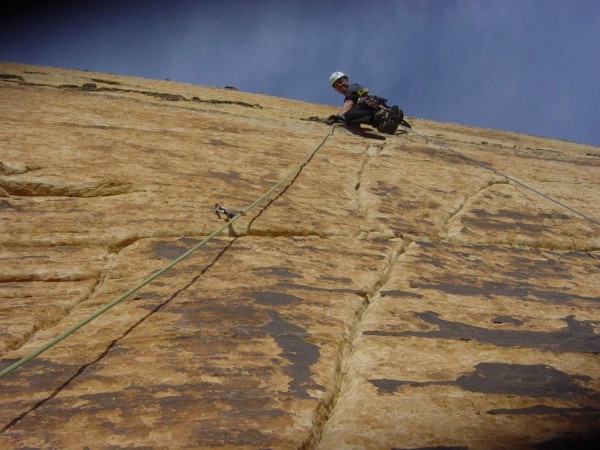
[0, 124, 342, 379]
[357, 92, 388, 111]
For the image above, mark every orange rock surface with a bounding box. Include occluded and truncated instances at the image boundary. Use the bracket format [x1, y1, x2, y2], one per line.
[1, 62, 598, 449]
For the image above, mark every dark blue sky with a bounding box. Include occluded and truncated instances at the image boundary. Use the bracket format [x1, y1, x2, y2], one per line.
[2, 0, 599, 146]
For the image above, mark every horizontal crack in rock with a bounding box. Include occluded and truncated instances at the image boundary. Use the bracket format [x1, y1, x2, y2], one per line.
[0, 76, 263, 108]
[0, 178, 136, 197]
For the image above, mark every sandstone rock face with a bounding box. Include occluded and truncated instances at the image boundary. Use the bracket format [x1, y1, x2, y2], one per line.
[0, 62, 598, 449]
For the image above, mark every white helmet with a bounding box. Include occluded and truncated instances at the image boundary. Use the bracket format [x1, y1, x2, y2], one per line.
[329, 71, 347, 87]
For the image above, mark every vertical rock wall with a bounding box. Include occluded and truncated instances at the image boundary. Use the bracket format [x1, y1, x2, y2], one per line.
[1, 62, 598, 449]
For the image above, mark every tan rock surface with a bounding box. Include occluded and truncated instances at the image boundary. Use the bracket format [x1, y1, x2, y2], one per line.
[0, 62, 598, 449]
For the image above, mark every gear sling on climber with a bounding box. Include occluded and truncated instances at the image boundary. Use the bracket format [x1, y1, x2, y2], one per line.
[326, 71, 410, 134]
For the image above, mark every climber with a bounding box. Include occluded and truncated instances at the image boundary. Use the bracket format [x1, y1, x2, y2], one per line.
[326, 71, 410, 134]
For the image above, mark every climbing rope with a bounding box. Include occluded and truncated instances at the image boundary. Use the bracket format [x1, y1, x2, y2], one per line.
[398, 124, 600, 227]
[0, 124, 341, 378]
[3, 120, 595, 379]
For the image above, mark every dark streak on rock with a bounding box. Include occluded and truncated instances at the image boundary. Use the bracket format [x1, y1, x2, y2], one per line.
[0, 74, 24, 81]
[491, 315, 523, 325]
[251, 291, 302, 306]
[381, 290, 425, 299]
[0, 200, 20, 211]
[178, 237, 202, 246]
[261, 310, 323, 398]
[276, 282, 368, 296]
[209, 139, 240, 148]
[364, 311, 600, 353]
[488, 404, 600, 415]
[152, 241, 189, 259]
[532, 434, 600, 450]
[370, 362, 597, 398]
[319, 275, 353, 283]
[409, 280, 599, 304]
[252, 267, 303, 279]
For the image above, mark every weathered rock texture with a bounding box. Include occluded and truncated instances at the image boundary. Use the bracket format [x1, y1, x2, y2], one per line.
[0, 61, 598, 449]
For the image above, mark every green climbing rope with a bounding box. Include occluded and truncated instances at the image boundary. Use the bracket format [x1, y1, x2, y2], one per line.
[0, 124, 341, 378]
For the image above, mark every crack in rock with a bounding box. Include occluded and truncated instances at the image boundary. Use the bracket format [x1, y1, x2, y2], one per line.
[443, 178, 509, 239]
[302, 239, 409, 449]
[353, 144, 384, 221]
[0, 178, 136, 198]
[0, 251, 115, 357]
[0, 240, 236, 433]
[0, 76, 263, 109]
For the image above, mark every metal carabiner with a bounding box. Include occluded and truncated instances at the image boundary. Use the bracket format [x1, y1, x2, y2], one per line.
[214, 203, 238, 220]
